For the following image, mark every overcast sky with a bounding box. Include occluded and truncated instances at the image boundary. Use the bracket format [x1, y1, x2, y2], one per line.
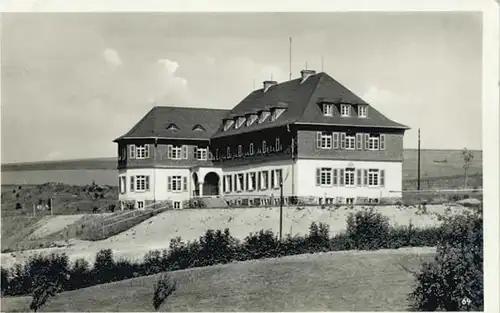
[1, 12, 482, 163]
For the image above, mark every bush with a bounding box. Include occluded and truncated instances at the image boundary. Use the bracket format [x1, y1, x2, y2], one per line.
[92, 249, 115, 284]
[305, 222, 330, 253]
[68, 258, 92, 290]
[143, 249, 169, 275]
[408, 211, 483, 311]
[1, 267, 9, 296]
[197, 229, 238, 266]
[152, 273, 177, 311]
[240, 230, 279, 260]
[345, 208, 391, 250]
[30, 280, 62, 312]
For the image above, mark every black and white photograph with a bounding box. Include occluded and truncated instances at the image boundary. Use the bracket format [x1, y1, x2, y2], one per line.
[0, 1, 498, 312]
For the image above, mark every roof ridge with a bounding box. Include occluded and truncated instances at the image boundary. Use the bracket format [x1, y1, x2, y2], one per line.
[294, 73, 325, 123]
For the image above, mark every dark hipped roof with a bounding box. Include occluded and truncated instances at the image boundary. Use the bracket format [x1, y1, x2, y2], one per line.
[211, 72, 408, 139]
[113, 106, 230, 142]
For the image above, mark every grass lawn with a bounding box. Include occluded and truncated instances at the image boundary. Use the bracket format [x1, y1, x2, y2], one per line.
[1, 248, 436, 312]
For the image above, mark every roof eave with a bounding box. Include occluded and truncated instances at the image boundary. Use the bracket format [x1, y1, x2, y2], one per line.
[294, 121, 410, 130]
[113, 136, 211, 142]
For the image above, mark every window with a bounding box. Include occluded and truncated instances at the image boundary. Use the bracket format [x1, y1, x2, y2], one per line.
[345, 134, 356, 150]
[271, 108, 285, 121]
[246, 114, 258, 126]
[168, 145, 184, 160]
[119, 176, 126, 194]
[195, 147, 208, 160]
[224, 175, 233, 193]
[135, 175, 150, 192]
[223, 120, 234, 131]
[322, 103, 333, 116]
[340, 104, 350, 117]
[344, 168, 355, 186]
[271, 169, 283, 189]
[136, 145, 150, 159]
[168, 176, 183, 192]
[192, 124, 205, 131]
[173, 201, 181, 209]
[226, 146, 231, 158]
[238, 145, 243, 157]
[368, 135, 380, 150]
[320, 168, 332, 186]
[258, 111, 270, 123]
[260, 171, 269, 190]
[248, 172, 256, 191]
[235, 117, 246, 129]
[167, 123, 179, 131]
[237, 173, 244, 192]
[215, 148, 220, 160]
[275, 137, 281, 151]
[262, 140, 267, 153]
[136, 201, 145, 209]
[368, 169, 379, 186]
[316, 132, 332, 149]
[358, 105, 368, 118]
[249, 143, 254, 155]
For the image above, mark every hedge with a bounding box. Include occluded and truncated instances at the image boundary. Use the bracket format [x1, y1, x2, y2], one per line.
[0, 209, 461, 297]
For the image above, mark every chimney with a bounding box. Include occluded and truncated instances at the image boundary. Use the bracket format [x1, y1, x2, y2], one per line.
[263, 80, 277, 92]
[300, 69, 316, 82]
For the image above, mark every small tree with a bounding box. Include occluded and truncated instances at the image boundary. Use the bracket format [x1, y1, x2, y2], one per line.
[461, 148, 474, 189]
[152, 273, 177, 311]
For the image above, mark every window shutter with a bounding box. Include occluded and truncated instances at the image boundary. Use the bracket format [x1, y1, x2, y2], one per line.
[316, 132, 322, 148]
[194, 147, 198, 158]
[182, 145, 188, 159]
[340, 133, 346, 150]
[364, 134, 370, 150]
[356, 133, 363, 150]
[167, 145, 173, 159]
[118, 178, 122, 194]
[183, 177, 188, 191]
[380, 170, 385, 187]
[223, 176, 226, 193]
[333, 169, 338, 185]
[363, 169, 368, 186]
[332, 132, 339, 149]
[167, 176, 172, 191]
[129, 145, 136, 159]
[271, 170, 275, 189]
[257, 172, 261, 190]
[356, 169, 361, 186]
[339, 169, 345, 186]
[316, 168, 321, 186]
[145, 144, 150, 158]
[145, 176, 150, 191]
[245, 173, 249, 191]
[130, 176, 135, 192]
[380, 134, 386, 150]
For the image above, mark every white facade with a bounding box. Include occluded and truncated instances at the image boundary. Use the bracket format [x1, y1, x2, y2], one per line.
[294, 159, 403, 202]
[118, 168, 192, 209]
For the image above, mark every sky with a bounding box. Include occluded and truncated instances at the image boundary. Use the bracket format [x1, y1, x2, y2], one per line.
[1, 12, 482, 163]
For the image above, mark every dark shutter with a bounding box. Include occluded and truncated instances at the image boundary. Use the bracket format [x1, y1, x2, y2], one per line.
[316, 168, 321, 186]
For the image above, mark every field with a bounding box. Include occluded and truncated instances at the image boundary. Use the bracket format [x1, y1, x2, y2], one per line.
[0, 247, 436, 312]
[0, 149, 483, 187]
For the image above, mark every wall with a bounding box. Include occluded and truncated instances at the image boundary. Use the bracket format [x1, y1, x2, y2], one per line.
[118, 168, 191, 204]
[296, 129, 404, 162]
[294, 159, 403, 199]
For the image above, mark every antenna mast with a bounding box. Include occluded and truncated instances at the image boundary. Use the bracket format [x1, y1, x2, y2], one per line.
[289, 37, 292, 81]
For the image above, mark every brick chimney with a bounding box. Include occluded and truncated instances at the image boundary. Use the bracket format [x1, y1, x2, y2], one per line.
[263, 80, 277, 92]
[300, 69, 316, 82]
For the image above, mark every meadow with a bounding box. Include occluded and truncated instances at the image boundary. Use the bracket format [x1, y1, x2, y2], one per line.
[0, 247, 436, 312]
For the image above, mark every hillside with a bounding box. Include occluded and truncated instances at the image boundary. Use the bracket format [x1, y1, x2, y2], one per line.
[1, 149, 483, 187]
[0, 204, 471, 269]
[0, 247, 436, 312]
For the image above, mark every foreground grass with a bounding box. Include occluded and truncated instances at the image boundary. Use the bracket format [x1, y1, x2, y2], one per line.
[1, 248, 435, 312]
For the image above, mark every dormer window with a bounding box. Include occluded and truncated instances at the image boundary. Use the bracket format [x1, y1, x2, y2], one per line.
[258, 111, 271, 123]
[322, 103, 333, 116]
[166, 123, 179, 131]
[234, 117, 246, 129]
[271, 108, 285, 121]
[223, 119, 234, 131]
[246, 114, 258, 126]
[340, 104, 351, 117]
[358, 105, 368, 118]
[192, 124, 205, 131]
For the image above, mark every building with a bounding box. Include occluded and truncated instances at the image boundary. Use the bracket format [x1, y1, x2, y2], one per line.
[114, 70, 409, 209]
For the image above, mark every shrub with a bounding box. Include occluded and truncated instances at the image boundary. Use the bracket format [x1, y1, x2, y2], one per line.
[345, 208, 391, 250]
[198, 228, 238, 266]
[408, 211, 483, 311]
[1, 267, 9, 296]
[240, 230, 279, 260]
[152, 273, 177, 311]
[30, 281, 61, 312]
[25, 253, 70, 293]
[68, 258, 92, 290]
[143, 249, 169, 275]
[92, 249, 115, 284]
[305, 222, 330, 253]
